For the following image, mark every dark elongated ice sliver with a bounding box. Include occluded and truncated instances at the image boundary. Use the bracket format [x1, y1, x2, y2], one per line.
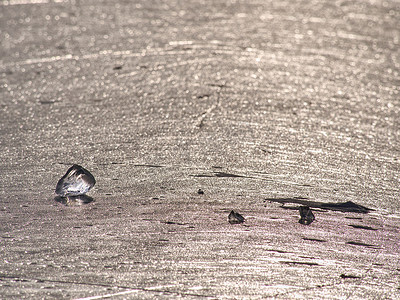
[55, 165, 96, 197]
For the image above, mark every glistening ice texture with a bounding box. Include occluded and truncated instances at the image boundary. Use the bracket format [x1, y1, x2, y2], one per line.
[0, 0, 399, 298]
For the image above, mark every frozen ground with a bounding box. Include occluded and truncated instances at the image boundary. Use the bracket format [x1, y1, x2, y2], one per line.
[0, 0, 399, 298]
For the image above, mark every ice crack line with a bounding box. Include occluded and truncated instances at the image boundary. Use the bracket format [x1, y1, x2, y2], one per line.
[195, 83, 226, 129]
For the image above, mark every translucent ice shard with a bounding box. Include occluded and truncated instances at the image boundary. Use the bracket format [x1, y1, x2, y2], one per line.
[55, 165, 96, 196]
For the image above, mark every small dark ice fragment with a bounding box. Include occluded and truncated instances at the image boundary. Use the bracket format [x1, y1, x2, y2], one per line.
[162, 221, 186, 225]
[346, 241, 379, 248]
[299, 206, 315, 225]
[214, 172, 246, 178]
[228, 210, 245, 224]
[302, 237, 326, 243]
[197, 189, 204, 195]
[340, 274, 361, 279]
[348, 224, 377, 231]
[55, 165, 96, 196]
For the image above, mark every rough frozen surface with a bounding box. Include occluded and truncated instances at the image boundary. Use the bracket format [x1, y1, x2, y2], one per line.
[0, 0, 399, 298]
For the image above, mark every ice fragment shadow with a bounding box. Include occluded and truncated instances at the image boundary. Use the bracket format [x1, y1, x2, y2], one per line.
[54, 195, 95, 206]
[266, 197, 373, 213]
